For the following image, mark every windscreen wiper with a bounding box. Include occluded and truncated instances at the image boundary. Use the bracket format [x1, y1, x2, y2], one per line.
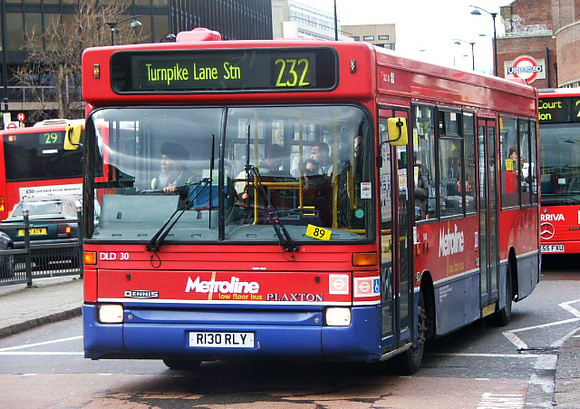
[145, 179, 210, 252]
[246, 165, 298, 253]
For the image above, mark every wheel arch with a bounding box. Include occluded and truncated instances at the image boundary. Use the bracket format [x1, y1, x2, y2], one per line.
[419, 270, 436, 341]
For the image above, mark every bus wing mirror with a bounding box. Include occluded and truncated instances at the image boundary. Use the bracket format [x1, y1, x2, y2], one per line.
[64, 124, 82, 150]
[387, 117, 408, 146]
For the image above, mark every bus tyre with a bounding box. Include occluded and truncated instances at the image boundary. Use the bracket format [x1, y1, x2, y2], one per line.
[396, 291, 427, 375]
[163, 358, 202, 370]
[494, 265, 513, 327]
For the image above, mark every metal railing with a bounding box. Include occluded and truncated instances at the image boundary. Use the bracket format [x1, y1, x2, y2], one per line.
[0, 211, 83, 287]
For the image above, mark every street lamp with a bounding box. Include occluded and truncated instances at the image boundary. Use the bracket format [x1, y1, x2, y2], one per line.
[453, 39, 476, 70]
[1, 0, 9, 115]
[106, 15, 143, 46]
[470, 5, 498, 76]
[333, 0, 338, 41]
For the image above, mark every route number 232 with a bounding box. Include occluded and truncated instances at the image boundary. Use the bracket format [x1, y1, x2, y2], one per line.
[274, 58, 311, 88]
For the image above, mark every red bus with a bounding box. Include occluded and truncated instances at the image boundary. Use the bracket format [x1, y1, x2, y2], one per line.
[80, 28, 540, 373]
[538, 88, 580, 254]
[0, 119, 84, 219]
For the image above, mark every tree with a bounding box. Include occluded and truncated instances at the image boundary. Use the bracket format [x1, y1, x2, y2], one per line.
[13, 0, 138, 122]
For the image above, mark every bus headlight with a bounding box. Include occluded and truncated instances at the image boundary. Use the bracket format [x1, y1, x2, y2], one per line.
[98, 304, 124, 324]
[325, 307, 351, 327]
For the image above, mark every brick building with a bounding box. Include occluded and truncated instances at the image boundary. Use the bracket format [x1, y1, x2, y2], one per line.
[499, 0, 580, 88]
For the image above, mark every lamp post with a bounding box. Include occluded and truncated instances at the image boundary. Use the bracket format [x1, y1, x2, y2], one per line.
[453, 39, 476, 70]
[106, 15, 143, 46]
[333, 0, 338, 41]
[470, 5, 498, 76]
[1, 0, 9, 117]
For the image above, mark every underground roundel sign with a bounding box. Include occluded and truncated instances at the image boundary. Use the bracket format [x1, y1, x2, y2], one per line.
[507, 55, 543, 84]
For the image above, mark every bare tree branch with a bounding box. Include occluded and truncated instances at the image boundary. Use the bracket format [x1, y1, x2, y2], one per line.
[14, 0, 131, 122]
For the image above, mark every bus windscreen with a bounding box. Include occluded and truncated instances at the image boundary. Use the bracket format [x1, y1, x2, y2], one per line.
[3, 131, 83, 181]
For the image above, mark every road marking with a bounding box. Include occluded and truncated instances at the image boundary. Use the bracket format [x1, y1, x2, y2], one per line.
[552, 326, 580, 348]
[0, 335, 82, 352]
[559, 298, 580, 318]
[503, 318, 580, 350]
[0, 351, 83, 356]
[429, 352, 536, 358]
[477, 392, 524, 409]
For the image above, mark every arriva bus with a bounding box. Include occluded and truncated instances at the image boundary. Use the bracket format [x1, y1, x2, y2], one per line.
[538, 88, 580, 254]
[78, 28, 540, 373]
[0, 119, 84, 219]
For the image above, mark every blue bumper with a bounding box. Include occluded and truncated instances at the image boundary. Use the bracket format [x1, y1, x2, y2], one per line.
[83, 304, 382, 362]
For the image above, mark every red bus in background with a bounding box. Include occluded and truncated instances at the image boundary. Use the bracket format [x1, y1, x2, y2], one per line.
[0, 119, 84, 219]
[80, 28, 540, 373]
[538, 88, 580, 254]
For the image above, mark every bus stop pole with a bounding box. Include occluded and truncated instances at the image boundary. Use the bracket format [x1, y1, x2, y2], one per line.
[23, 210, 32, 287]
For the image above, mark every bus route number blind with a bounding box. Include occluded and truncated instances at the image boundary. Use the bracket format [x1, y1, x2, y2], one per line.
[538, 95, 580, 123]
[111, 48, 338, 93]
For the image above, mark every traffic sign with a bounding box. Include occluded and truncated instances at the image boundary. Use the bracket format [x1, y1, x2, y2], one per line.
[17, 112, 25, 122]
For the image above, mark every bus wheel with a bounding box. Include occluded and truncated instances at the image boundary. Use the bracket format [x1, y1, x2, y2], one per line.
[396, 291, 427, 375]
[493, 265, 513, 326]
[163, 359, 202, 370]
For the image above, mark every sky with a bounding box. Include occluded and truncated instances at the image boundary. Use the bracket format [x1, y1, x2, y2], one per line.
[311, 0, 514, 74]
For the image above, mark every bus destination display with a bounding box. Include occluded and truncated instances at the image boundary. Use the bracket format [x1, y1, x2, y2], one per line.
[111, 48, 338, 93]
[539, 96, 580, 123]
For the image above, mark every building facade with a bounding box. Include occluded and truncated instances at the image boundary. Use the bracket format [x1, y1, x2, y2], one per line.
[499, 0, 580, 88]
[0, 0, 273, 123]
[341, 24, 396, 50]
[271, 0, 349, 41]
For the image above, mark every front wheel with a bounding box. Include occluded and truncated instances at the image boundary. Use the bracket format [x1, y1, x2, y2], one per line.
[162, 358, 202, 370]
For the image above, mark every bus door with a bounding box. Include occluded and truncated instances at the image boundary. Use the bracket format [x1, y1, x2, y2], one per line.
[378, 108, 412, 350]
[477, 118, 500, 310]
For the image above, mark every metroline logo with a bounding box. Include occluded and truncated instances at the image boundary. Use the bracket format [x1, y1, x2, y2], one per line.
[439, 224, 465, 257]
[185, 276, 260, 294]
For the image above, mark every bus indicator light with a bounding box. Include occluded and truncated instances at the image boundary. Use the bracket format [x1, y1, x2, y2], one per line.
[84, 251, 97, 265]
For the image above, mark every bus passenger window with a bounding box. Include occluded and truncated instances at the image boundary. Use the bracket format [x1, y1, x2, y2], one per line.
[413, 105, 436, 220]
[501, 117, 520, 208]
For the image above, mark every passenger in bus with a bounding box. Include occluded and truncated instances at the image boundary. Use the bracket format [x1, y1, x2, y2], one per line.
[310, 142, 332, 175]
[301, 158, 331, 225]
[414, 160, 429, 220]
[302, 158, 321, 176]
[302, 159, 329, 186]
[505, 147, 519, 194]
[258, 144, 286, 175]
[150, 142, 192, 193]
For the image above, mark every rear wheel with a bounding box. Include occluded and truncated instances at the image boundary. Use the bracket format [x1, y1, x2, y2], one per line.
[493, 264, 513, 326]
[162, 359, 202, 370]
[396, 291, 426, 375]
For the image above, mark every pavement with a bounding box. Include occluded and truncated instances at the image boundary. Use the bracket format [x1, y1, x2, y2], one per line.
[0, 277, 578, 408]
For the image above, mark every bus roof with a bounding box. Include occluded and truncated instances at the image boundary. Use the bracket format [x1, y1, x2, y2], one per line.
[538, 88, 580, 97]
[82, 28, 537, 118]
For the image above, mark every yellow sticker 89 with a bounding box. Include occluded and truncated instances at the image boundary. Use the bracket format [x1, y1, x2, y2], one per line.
[305, 224, 332, 241]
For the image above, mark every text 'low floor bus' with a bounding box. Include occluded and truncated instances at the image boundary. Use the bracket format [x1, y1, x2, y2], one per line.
[0, 119, 84, 220]
[538, 88, 580, 254]
[79, 28, 540, 373]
